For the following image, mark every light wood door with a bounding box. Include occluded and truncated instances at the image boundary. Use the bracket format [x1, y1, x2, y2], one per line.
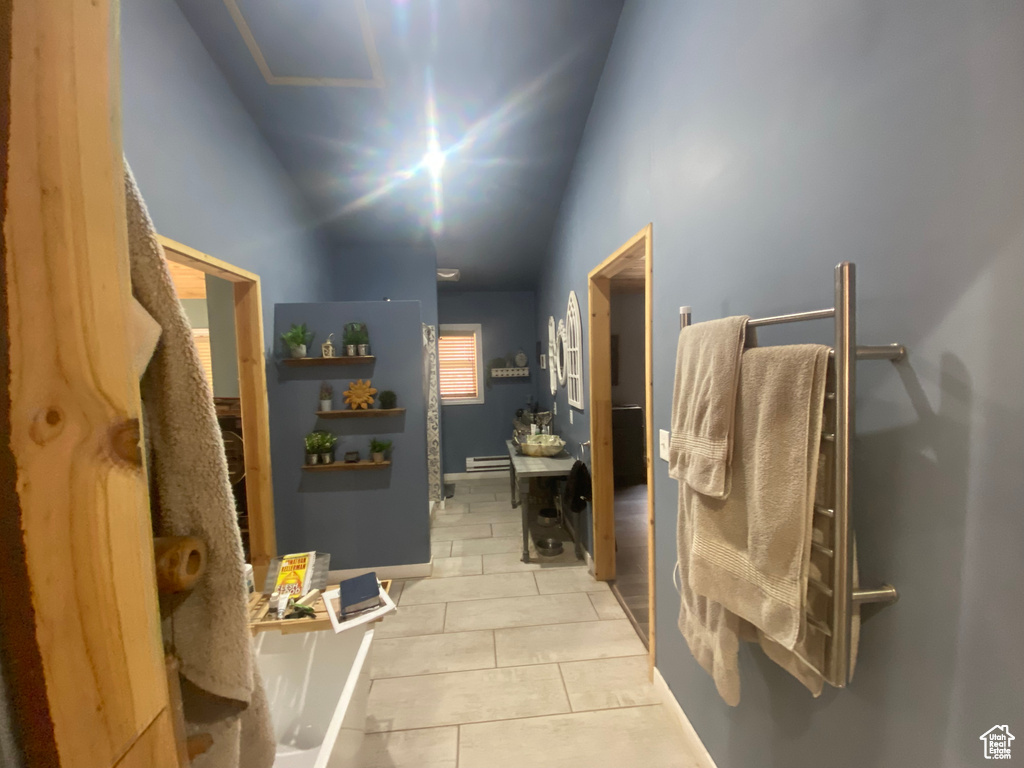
[2, 0, 179, 765]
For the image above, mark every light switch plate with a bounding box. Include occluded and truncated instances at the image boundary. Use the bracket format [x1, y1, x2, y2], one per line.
[659, 429, 670, 461]
[569, 410, 574, 425]
[553, 402, 557, 415]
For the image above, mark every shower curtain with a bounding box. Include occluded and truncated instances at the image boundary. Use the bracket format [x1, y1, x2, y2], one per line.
[423, 324, 443, 502]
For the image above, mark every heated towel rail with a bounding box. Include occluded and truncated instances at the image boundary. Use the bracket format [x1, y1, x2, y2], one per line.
[679, 262, 901, 688]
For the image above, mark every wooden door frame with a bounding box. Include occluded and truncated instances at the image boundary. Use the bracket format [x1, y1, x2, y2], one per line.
[157, 236, 277, 583]
[2, 0, 182, 763]
[587, 223, 656, 672]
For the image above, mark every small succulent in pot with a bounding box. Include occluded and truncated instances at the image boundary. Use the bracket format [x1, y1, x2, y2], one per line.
[378, 390, 397, 410]
[319, 381, 333, 412]
[369, 438, 392, 464]
[282, 323, 315, 359]
[317, 432, 338, 464]
[304, 432, 322, 465]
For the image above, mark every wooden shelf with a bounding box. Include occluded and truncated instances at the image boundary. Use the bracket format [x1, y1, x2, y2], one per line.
[302, 460, 391, 472]
[317, 408, 406, 419]
[281, 355, 375, 367]
[490, 367, 529, 378]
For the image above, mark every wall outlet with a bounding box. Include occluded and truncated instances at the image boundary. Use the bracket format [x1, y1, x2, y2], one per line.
[659, 429, 670, 461]
[569, 410, 574, 425]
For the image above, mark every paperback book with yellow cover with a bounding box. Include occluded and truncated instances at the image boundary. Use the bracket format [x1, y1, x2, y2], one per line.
[274, 551, 316, 597]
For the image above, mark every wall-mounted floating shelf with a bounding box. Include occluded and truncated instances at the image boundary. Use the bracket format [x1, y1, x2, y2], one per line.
[490, 367, 529, 378]
[316, 408, 406, 419]
[282, 356, 375, 367]
[302, 460, 391, 472]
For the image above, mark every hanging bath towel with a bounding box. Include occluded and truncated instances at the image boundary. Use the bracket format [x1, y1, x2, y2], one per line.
[124, 161, 274, 768]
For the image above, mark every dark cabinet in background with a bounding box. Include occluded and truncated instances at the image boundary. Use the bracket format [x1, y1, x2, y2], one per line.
[612, 405, 646, 486]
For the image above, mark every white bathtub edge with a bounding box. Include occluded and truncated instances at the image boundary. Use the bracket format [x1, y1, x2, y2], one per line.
[313, 627, 376, 768]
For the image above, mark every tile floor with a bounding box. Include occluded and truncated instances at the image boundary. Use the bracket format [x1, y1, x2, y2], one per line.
[357, 476, 699, 767]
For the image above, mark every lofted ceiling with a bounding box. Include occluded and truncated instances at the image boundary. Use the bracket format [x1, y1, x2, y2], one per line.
[173, 0, 624, 290]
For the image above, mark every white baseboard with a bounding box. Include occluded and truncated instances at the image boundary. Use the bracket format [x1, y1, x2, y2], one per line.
[444, 471, 508, 482]
[653, 667, 717, 768]
[329, 559, 433, 582]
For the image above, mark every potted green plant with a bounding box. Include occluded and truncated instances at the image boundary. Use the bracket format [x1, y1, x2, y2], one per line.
[304, 432, 322, 465]
[354, 325, 370, 356]
[282, 323, 314, 359]
[342, 325, 359, 356]
[318, 432, 338, 465]
[319, 381, 333, 411]
[378, 390, 397, 410]
[343, 322, 370, 356]
[369, 438, 392, 464]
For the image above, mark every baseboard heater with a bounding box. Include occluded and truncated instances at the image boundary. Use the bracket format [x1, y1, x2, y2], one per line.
[466, 456, 510, 473]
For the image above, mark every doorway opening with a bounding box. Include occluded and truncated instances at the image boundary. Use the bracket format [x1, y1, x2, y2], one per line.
[159, 236, 277, 585]
[588, 224, 655, 669]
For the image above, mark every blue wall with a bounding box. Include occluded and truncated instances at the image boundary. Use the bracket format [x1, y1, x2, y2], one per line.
[269, 301, 430, 568]
[439, 291, 540, 473]
[328, 243, 439, 329]
[538, 2, 1024, 767]
[121, 0, 333, 347]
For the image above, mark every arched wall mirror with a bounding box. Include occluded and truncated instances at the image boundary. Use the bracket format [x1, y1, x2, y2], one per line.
[547, 316, 558, 396]
[556, 318, 568, 387]
[565, 291, 584, 409]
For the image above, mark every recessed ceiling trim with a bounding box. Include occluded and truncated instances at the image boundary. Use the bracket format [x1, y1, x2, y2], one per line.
[222, 0, 385, 88]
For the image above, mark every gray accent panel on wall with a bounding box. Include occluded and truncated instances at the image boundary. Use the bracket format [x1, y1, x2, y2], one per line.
[537, 2, 1024, 767]
[206, 274, 240, 398]
[439, 291, 540, 472]
[270, 301, 430, 568]
[610, 292, 645, 407]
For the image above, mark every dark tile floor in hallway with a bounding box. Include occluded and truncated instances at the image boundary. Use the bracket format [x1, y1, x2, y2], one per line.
[612, 483, 650, 645]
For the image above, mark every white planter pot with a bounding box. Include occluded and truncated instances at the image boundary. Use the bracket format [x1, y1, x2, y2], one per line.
[320, 399, 332, 412]
[345, 344, 357, 356]
[372, 452, 385, 464]
[290, 344, 306, 359]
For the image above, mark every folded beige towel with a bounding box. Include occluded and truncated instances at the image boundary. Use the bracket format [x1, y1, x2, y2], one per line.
[689, 344, 830, 651]
[677, 483, 743, 706]
[125, 162, 274, 768]
[669, 317, 754, 498]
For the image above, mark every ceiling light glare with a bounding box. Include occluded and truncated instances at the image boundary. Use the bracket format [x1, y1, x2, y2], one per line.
[424, 142, 445, 178]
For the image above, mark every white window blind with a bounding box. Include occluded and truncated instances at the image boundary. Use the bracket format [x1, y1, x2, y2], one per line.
[438, 326, 483, 403]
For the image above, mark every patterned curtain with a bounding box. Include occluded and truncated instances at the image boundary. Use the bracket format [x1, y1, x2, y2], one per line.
[423, 324, 443, 502]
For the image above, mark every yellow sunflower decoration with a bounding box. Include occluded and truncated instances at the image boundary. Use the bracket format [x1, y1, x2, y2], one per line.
[344, 379, 377, 410]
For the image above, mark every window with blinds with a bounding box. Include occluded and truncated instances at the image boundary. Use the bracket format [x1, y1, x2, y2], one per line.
[438, 325, 484, 404]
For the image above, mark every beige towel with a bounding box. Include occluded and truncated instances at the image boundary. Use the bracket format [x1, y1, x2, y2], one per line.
[124, 162, 274, 768]
[689, 344, 830, 651]
[757, 456, 861, 695]
[669, 317, 753, 498]
[677, 483, 744, 706]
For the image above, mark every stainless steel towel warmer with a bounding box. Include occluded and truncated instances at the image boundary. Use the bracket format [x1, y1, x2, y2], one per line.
[679, 262, 901, 688]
